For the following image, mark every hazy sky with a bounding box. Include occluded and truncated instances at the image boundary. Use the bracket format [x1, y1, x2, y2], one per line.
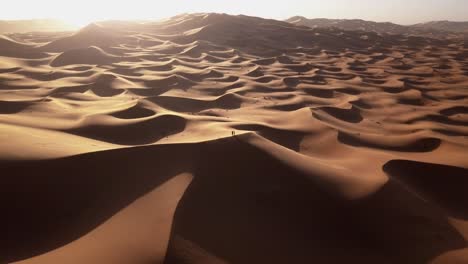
[2, 0, 467, 26]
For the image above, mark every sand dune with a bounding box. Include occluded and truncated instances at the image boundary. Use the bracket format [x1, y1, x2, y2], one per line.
[50, 46, 119, 67]
[413, 21, 468, 33]
[1, 13, 468, 264]
[286, 16, 409, 34]
[0, 35, 40, 58]
[41, 23, 120, 52]
[287, 16, 468, 35]
[0, 19, 75, 34]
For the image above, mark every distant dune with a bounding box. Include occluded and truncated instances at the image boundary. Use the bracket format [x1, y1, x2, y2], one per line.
[0, 19, 75, 33]
[40, 23, 120, 52]
[413, 20, 468, 33]
[1, 13, 467, 264]
[286, 16, 409, 34]
[286, 16, 468, 35]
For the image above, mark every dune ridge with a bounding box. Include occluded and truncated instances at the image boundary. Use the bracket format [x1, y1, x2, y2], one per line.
[286, 16, 468, 35]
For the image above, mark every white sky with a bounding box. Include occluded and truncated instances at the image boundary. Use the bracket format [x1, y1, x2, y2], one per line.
[1, 0, 467, 27]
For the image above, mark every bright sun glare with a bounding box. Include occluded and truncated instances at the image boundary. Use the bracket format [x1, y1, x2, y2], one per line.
[66, 17, 98, 28]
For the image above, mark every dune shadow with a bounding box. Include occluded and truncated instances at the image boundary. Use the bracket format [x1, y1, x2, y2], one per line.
[110, 104, 156, 119]
[337, 132, 441, 152]
[67, 114, 187, 145]
[231, 124, 305, 151]
[0, 144, 195, 263]
[0, 100, 33, 114]
[166, 139, 381, 264]
[148, 94, 242, 113]
[383, 160, 468, 220]
[165, 139, 466, 264]
[317, 106, 364, 123]
[347, 178, 466, 264]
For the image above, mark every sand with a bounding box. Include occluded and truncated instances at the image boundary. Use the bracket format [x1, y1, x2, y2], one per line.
[1, 13, 467, 264]
[286, 17, 468, 35]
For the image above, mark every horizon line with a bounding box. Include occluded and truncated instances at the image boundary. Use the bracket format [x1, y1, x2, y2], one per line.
[1, 12, 468, 27]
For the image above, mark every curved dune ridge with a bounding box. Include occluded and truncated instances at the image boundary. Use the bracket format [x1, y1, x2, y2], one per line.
[0, 13, 468, 264]
[0, 35, 41, 58]
[50, 46, 119, 67]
